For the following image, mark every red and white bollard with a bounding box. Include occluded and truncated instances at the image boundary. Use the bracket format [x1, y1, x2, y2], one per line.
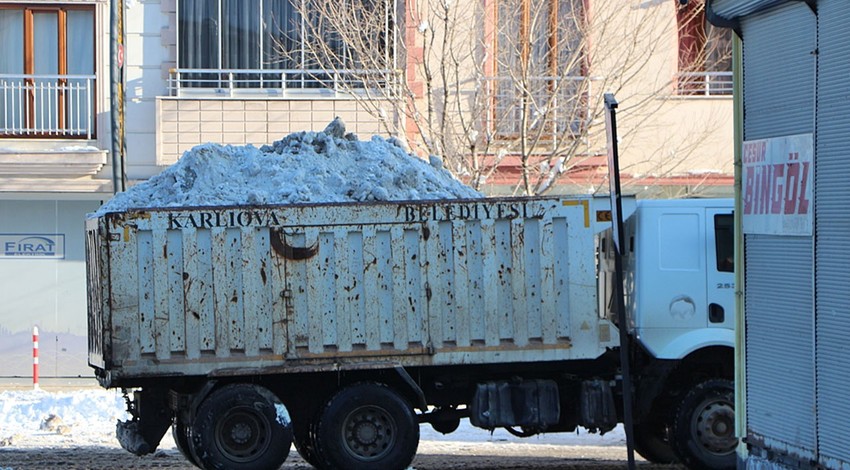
[33, 326, 39, 391]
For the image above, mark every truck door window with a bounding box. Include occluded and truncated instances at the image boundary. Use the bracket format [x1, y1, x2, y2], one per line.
[714, 214, 734, 272]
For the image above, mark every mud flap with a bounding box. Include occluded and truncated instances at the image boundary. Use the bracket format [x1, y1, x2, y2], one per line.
[116, 388, 172, 456]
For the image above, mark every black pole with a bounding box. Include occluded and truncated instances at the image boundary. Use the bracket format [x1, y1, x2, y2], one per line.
[603, 93, 636, 470]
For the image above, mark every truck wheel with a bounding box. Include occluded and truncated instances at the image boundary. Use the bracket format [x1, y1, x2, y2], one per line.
[189, 384, 292, 470]
[172, 421, 198, 466]
[672, 379, 737, 470]
[633, 419, 677, 464]
[293, 414, 323, 468]
[315, 383, 419, 470]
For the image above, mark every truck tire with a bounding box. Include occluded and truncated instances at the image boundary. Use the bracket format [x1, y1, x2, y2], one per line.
[671, 379, 736, 470]
[172, 421, 198, 466]
[315, 383, 419, 470]
[633, 420, 677, 464]
[293, 415, 323, 469]
[189, 384, 292, 470]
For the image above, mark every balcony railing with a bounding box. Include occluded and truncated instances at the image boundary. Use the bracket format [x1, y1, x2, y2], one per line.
[482, 76, 600, 145]
[167, 68, 399, 97]
[0, 74, 96, 139]
[676, 71, 733, 96]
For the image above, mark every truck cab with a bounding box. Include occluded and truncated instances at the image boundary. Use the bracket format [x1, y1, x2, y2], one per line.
[598, 198, 736, 469]
[626, 199, 735, 359]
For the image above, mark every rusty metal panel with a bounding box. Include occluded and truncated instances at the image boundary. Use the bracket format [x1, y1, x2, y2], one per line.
[85, 222, 106, 368]
[452, 220, 470, 348]
[166, 230, 185, 355]
[109, 219, 140, 363]
[195, 229, 215, 352]
[137, 230, 155, 355]
[361, 226, 382, 350]
[181, 228, 202, 360]
[93, 197, 617, 381]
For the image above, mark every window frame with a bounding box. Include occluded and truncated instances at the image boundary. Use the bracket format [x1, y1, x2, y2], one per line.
[487, 0, 589, 141]
[0, 3, 97, 138]
[173, 0, 397, 94]
[675, 2, 733, 96]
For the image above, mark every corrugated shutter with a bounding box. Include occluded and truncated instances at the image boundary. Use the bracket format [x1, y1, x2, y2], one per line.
[745, 236, 815, 458]
[815, 1, 850, 467]
[711, 0, 791, 21]
[742, 4, 815, 139]
[741, 2, 816, 460]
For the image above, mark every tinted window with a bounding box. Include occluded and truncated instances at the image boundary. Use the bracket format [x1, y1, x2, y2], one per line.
[714, 214, 734, 272]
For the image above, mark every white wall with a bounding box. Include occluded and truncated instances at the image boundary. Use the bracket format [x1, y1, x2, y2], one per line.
[0, 200, 100, 376]
[124, 0, 171, 180]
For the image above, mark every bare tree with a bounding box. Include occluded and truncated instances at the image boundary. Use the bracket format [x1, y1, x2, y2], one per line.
[274, 0, 731, 196]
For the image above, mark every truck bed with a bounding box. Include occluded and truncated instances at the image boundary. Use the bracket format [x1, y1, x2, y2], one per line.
[86, 196, 621, 387]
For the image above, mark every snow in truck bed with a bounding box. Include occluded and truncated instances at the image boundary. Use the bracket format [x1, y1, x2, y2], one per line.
[93, 118, 481, 217]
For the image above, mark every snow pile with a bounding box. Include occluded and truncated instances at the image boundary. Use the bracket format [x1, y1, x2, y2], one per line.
[0, 389, 129, 446]
[94, 118, 481, 216]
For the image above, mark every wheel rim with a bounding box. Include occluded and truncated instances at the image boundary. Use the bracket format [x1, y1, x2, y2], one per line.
[214, 406, 272, 463]
[341, 404, 397, 461]
[691, 396, 736, 456]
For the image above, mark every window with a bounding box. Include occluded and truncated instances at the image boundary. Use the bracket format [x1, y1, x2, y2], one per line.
[175, 0, 395, 93]
[676, 1, 732, 96]
[489, 0, 587, 140]
[714, 214, 734, 273]
[0, 5, 95, 138]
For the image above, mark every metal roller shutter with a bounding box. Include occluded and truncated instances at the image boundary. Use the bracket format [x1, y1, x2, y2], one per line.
[741, 1, 816, 460]
[814, 0, 850, 467]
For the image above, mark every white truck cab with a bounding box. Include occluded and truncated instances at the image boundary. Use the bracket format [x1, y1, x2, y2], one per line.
[625, 199, 735, 360]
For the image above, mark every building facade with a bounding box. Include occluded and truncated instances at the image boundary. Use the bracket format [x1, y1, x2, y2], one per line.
[0, 0, 733, 376]
[0, 0, 111, 376]
[709, 1, 850, 469]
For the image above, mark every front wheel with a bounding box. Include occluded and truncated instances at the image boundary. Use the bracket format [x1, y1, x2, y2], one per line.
[671, 379, 737, 470]
[633, 419, 677, 464]
[315, 383, 419, 470]
[189, 384, 292, 470]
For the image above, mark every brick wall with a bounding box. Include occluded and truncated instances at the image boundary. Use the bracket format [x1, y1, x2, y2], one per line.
[157, 98, 388, 165]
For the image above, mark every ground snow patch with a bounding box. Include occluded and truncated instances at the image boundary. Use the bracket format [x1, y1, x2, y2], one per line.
[94, 118, 481, 216]
[0, 389, 129, 442]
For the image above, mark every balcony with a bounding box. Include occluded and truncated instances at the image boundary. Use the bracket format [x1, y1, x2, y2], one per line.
[167, 68, 399, 98]
[0, 74, 97, 139]
[675, 71, 733, 96]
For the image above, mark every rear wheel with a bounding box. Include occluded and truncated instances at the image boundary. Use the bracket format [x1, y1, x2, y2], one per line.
[189, 384, 292, 470]
[671, 379, 737, 470]
[293, 413, 323, 468]
[172, 421, 198, 467]
[315, 383, 419, 470]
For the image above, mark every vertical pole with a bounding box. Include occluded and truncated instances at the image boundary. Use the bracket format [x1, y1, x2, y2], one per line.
[110, 0, 127, 193]
[603, 93, 635, 470]
[732, 31, 746, 463]
[32, 326, 39, 391]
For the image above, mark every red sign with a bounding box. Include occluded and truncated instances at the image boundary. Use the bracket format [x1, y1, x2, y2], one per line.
[742, 134, 813, 236]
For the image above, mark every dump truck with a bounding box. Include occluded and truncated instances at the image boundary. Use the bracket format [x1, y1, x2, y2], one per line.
[85, 195, 736, 470]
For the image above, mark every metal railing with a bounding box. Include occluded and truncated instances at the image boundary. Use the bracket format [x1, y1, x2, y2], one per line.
[0, 74, 96, 138]
[482, 76, 599, 144]
[675, 71, 733, 96]
[167, 68, 399, 97]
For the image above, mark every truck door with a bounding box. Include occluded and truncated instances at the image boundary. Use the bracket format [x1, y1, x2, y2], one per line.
[705, 209, 735, 330]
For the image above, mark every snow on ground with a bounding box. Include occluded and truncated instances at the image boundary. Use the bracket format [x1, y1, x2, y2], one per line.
[0, 389, 130, 448]
[93, 118, 481, 217]
[0, 389, 626, 451]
